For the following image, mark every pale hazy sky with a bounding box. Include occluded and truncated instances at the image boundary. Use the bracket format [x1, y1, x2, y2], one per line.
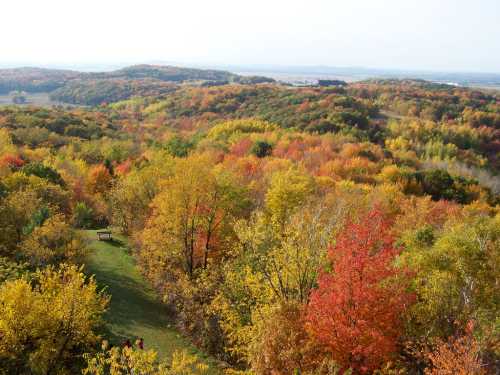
[2, 0, 499, 72]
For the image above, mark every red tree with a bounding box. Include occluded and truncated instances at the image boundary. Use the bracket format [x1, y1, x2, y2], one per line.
[306, 208, 414, 373]
[230, 137, 253, 157]
[0, 153, 24, 169]
[115, 159, 132, 176]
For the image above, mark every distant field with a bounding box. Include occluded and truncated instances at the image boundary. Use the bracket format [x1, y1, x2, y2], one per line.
[236, 70, 500, 90]
[0, 92, 77, 107]
[472, 85, 500, 92]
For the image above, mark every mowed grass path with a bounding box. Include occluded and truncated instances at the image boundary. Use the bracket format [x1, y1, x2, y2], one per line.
[83, 230, 220, 373]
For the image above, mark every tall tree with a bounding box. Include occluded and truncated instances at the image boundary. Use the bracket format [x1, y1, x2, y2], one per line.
[306, 208, 414, 373]
[140, 155, 248, 281]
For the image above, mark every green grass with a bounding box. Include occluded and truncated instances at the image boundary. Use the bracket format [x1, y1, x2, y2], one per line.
[0, 92, 78, 107]
[83, 230, 221, 373]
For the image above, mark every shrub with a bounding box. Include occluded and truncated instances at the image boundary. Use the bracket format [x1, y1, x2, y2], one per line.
[250, 140, 273, 158]
[21, 163, 65, 187]
[72, 202, 95, 229]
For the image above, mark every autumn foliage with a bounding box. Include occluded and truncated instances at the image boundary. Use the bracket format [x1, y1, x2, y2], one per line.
[0, 153, 24, 169]
[425, 322, 487, 375]
[0, 77, 499, 374]
[306, 208, 414, 373]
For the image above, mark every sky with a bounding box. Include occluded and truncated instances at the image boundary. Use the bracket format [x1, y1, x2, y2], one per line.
[1, 0, 499, 73]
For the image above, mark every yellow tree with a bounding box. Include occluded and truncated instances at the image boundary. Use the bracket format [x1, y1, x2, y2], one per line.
[2, 172, 70, 214]
[265, 168, 316, 232]
[0, 128, 16, 155]
[0, 264, 109, 374]
[212, 202, 335, 366]
[110, 154, 175, 234]
[0, 189, 41, 255]
[140, 155, 248, 282]
[83, 345, 208, 375]
[20, 214, 87, 266]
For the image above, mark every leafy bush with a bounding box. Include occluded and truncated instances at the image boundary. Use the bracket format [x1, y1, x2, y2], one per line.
[250, 140, 273, 158]
[21, 163, 65, 186]
[164, 135, 195, 157]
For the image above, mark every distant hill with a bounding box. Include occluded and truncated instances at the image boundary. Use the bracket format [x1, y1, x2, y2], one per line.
[49, 79, 178, 106]
[103, 64, 240, 82]
[0, 67, 80, 94]
[0, 65, 275, 105]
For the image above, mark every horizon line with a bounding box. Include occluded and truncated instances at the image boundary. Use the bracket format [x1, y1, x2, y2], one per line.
[1, 61, 500, 76]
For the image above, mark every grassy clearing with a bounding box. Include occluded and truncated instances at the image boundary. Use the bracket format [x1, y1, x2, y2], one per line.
[83, 230, 221, 373]
[0, 92, 57, 106]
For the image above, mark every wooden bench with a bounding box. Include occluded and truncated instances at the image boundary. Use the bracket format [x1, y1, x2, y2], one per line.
[97, 231, 112, 241]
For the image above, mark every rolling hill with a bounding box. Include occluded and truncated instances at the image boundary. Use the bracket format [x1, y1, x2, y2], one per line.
[0, 65, 275, 105]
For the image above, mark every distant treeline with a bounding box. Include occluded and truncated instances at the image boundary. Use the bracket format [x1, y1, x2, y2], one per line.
[0, 65, 275, 105]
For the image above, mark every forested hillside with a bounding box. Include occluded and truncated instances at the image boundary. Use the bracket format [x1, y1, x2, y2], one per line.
[0, 65, 274, 105]
[0, 67, 80, 94]
[0, 78, 498, 374]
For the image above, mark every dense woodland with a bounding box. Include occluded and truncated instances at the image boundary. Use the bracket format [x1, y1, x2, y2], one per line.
[0, 75, 499, 374]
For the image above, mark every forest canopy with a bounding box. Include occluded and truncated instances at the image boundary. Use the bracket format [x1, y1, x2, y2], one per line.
[0, 69, 499, 374]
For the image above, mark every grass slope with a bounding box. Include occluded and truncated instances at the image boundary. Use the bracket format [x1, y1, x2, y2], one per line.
[83, 230, 220, 373]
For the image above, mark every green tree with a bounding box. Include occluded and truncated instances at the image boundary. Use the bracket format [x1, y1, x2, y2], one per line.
[250, 140, 273, 158]
[72, 202, 95, 229]
[22, 206, 51, 235]
[401, 214, 500, 347]
[21, 162, 65, 187]
[164, 135, 195, 157]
